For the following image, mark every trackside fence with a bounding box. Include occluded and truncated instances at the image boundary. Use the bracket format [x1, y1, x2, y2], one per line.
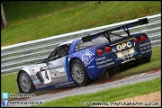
[1, 14, 161, 74]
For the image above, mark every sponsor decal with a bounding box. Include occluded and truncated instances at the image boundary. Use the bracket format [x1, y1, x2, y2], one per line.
[139, 42, 151, 54]
[33, 79, 42, 86]
[33, 79, 41, 84]
[82, 50, 95, 66]
[146, 49, 151, 53]
[95, 56, 114, 69]
[95, 56, 106, 61]
[50, 68, 65, 78]
[97, 62, 115, 69]
[39, 71, 52, 84]
[96, 58, 113, 65]
[116, 48, 135, 61]
[88, 65, 95, 69]
[139, 42, 150, 47]
[116, 41, 132, 51]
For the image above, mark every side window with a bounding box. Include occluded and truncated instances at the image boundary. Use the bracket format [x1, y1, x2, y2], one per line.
[48, 47, 60, 61]
[48, 44, 70, 61]
[58, 48, 68, 57]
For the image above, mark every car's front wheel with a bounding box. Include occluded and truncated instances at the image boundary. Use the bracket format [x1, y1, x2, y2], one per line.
[18, 71, 35, 93]
[71, 59, 90, 86]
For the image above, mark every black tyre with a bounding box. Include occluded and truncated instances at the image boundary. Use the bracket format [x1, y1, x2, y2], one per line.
[143, 56, 151, 63]
[18, 71, 35, 93]
[71, 59, 90, 86]
[146, 56, 151, 63]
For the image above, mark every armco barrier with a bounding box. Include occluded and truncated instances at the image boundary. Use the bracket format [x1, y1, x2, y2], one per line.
[1, 14, 161, 74]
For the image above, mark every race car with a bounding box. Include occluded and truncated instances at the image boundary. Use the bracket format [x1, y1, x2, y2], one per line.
[16, 18, 152, 93]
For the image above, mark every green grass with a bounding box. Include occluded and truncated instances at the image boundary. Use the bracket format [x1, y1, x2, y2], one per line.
[2, 1, 90, 24]
[1, 1, 161, 46]
[33, 77, 161, 107]
[1, 46, 161, 99]
[1, 73, 18, 94]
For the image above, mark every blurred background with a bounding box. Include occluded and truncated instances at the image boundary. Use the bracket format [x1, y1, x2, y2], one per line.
[1, 1, 161, 46]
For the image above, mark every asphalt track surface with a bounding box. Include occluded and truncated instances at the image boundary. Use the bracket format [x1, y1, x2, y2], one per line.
[6, 69, 161, 107]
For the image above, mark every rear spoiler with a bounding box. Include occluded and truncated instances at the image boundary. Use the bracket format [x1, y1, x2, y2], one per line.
[82, 18, 148, 42]
[106, 18, 148, 34]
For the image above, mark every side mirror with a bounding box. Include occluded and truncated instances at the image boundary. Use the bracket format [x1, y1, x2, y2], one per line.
[42, 58, 48, 63]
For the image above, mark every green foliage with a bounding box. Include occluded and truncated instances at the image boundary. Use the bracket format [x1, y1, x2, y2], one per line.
[2, 1, 89, 23]
[1, 1, 161, 46]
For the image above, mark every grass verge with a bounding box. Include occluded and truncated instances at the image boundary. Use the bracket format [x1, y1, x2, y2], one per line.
[1, 1, 161, 46]
[33, 77, 161, 107]
[1, 46, 160, 99]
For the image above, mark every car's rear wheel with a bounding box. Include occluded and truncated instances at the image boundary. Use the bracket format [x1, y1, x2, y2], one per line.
[71, 59, 89, 86]
[18, 72, 35, 93]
